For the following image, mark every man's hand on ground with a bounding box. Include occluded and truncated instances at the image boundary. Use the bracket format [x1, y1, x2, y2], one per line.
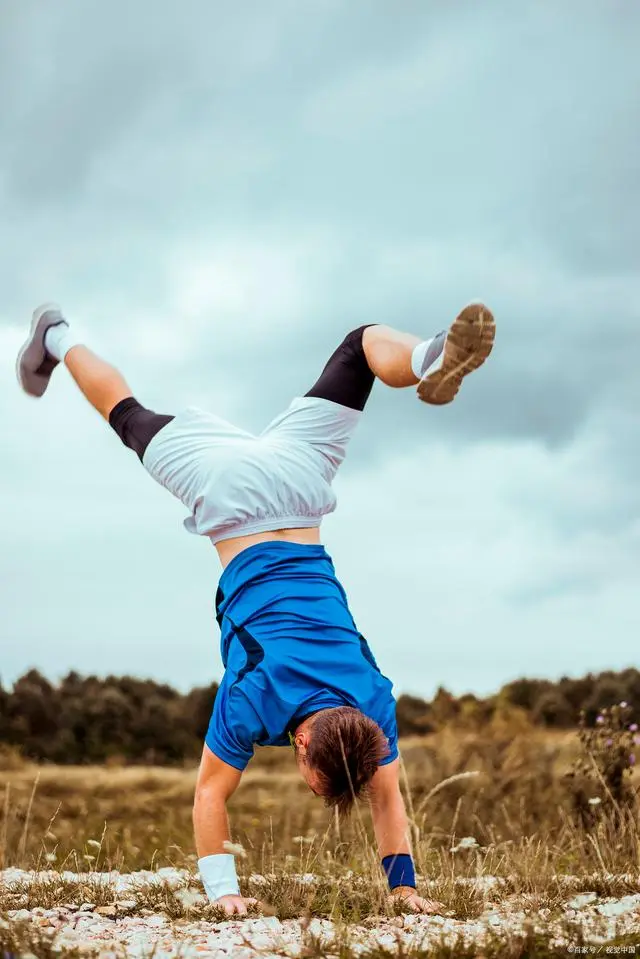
[213, 895, 260, 916]
[389, 887, 445, 914]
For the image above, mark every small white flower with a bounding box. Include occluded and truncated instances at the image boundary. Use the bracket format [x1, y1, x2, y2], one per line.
[458, 836, 479, 849]
[249, 873, 267, 884]
[175, 888, 202, 909]
[450, 836, 479, 853]
[620, 701, 628, 709]
[222, 841, 247, 858]
[588, 797, 602, 806]
[45, 853, 57, 863]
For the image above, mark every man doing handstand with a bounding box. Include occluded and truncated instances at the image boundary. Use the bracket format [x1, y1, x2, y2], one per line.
[16, 302, 495, 915]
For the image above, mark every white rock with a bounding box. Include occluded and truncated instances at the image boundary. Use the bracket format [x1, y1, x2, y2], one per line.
[597, 895, 640, 917]
[247, 933, 274, 948]
[116, 899, 137, 911]
[95, 905, 117, 918]
[4, 870, 640, 957]
[256, 916, 283, 931]
[567, 893, 598, 909]
[375, 933, 400, 947]
[12, 909, 32, 921]
[305, 917, 335, 939]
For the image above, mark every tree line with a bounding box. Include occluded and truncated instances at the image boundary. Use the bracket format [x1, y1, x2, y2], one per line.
[0, 667, 638, 765]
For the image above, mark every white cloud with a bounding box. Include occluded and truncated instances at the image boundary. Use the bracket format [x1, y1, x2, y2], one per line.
[166, 233, 340, 340]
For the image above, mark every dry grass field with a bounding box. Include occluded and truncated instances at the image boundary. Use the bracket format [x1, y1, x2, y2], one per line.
[1, 721, 639, 957]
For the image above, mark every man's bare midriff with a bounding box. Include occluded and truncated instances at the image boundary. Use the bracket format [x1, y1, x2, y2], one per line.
[216, 527, 322, 569]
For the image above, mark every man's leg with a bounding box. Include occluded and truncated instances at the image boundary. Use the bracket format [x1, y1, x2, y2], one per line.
[65, 347, 175, 461]
[16, 304, 174, 461]
[306, 303, 495, 409]
[281, 304, 495, 473]
[361, 326, 423, 389]
[64, 345, 133, 421]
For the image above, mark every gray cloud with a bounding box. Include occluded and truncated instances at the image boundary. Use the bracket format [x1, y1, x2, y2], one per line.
[1, 0, 639, 693]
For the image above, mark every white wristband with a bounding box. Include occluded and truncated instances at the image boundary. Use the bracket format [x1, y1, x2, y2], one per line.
[198, 854, 240, 902]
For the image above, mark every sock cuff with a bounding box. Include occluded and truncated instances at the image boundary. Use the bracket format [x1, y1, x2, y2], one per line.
[43, 323, 81, 362]
[411, 332, 447, 380]
[411, 341, 429, 380]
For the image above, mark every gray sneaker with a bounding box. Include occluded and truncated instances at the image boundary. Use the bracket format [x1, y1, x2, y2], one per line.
[16, 303, 68, 398]
[417, 303, 495, 405]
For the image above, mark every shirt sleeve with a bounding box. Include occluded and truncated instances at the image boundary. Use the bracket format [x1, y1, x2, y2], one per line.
[378, 707, 399, 766]
[204, 680, 258, 771]
[367, 685, 399, 766]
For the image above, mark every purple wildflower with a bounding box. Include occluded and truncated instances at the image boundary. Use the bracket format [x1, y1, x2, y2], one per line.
[629, 754, 636, 766]
[596, 715, 605, 724]
[605, 739, 613, 747]
[629, 723, 638, 733]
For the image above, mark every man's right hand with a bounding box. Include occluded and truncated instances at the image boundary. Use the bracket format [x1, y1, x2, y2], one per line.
[213, 895, 259, 916]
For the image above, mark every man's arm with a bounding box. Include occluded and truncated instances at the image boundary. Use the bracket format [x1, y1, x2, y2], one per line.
[369, 759, 412, 858]
[369, 759, 443, 914]
[193, 745, 257, 915]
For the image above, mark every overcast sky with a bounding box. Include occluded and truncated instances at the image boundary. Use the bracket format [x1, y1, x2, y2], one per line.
[2, 0, 639, 699]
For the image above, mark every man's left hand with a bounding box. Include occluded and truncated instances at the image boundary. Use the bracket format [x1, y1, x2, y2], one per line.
[389, 887, 444, 914]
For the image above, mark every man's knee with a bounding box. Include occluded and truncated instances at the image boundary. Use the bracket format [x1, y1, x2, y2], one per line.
[109, 398, 174, 462]
[305, 326, 377, 411]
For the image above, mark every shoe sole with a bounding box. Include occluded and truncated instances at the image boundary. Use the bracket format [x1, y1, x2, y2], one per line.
[15, 302, 62, 397]
[417, 303, 495, 405]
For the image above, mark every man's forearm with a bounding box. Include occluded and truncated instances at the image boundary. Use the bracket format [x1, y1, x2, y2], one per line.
[371, 792, 419, 894]
[193, 746, 242, 857]
[371, 789, 412, 859]
[193, 785, 243, 902]
[193, 787, 233, 857]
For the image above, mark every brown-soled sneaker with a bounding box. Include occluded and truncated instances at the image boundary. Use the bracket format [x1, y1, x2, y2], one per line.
[417, 303, 496, 405]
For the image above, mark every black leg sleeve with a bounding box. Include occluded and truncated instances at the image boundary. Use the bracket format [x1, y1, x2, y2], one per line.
[305, 325, 377, 412]
[108, 397, 175, 462]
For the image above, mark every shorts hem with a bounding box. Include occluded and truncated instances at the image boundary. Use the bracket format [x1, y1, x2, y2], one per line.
[201, 517, 324, 545]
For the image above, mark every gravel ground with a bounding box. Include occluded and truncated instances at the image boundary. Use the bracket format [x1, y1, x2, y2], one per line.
[2, 869, 640, 957]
